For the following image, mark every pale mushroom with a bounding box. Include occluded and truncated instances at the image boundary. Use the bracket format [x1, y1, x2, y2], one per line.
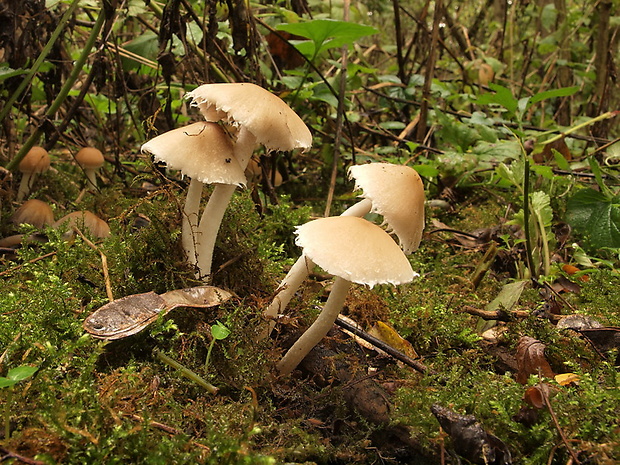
[53, 211, 110, 240]
[277, 216, 416, 376]
[16, 146, 50, 202]
[346, 162, 425, 254]
[11, 199, 54, 229]
[186, 82, 312, 278]
[75, 147, 105, 191]
[141, 122, 243, 268]
[264, 162, 425, 337]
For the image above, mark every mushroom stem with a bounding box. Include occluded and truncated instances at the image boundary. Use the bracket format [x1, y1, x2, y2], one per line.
[84, 169, 98, 191]
[194, 127, 257, 278]
[277, 276, 351, 376]
[262, 255, 315, 338]
[340, 198, 372, 217]
[182, 178, 204, 266]
[16, 174, 35, 202]
[261, 198, 372, 338]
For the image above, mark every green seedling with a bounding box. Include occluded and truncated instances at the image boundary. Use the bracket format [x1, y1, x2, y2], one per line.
[205, 321, 231, 372]
[0, 365, 38, 439]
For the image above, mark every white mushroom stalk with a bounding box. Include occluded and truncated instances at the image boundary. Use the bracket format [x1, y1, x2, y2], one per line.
[186, 83, 312, 279]
[141, 122, 243, 269]
[277, 216, 416, 376]
[16, 146, 50, 202]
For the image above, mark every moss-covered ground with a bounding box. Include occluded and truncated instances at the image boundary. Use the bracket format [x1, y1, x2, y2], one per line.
[0, 158, 618, 464]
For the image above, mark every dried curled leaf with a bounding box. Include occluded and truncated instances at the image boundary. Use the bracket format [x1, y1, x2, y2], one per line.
[84, 286, 232, 340]
[515, 336, 555, 384]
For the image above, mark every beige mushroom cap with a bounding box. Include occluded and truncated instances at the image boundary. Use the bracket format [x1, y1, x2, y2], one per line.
[295, 216, 416, 288]
[19, 146, 50, 174]
[348, 163, 425, 254]
[11, 199, 54, 228]
[53, 211, 110, 239]
[141, 122, 245, 186]
[75, 147, 105, 170]
[186, 83, 312, 153]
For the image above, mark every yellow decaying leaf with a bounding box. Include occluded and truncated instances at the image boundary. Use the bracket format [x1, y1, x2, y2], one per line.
[369, 321, 418, 359]
[555, 373, 580, 386]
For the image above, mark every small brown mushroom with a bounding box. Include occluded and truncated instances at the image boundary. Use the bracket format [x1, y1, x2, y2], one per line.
[16, 146, 50, 202]
[11, 199, 54, 228]
[53, 211, 110, 240]
[75, 147, 105, 191]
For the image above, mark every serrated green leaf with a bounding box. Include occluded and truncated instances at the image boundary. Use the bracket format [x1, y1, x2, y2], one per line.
[566, 189, 620, 248]
[475, 84, 518, 115]
[530, 191, 553, 227]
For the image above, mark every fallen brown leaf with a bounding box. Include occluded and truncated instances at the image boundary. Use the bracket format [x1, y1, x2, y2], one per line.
[515, 336, 555, 384]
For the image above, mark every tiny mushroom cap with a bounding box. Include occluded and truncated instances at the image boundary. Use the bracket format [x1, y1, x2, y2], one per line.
[75, 147, 105, 190]
[347, 163, 425, 254]
[296, 216, 416, 287]
[186, 82, 312, 155]
[277, 216, 416, 375]
[53, 211, 110, 239]
[11, 199, 54, 228]
[141, 122, 245, 186]
[16, 146, 51, 201]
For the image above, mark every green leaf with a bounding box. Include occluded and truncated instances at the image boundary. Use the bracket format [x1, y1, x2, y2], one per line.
[475, 84, 518, 115]
[211, 321, 230, 341]
[0, 365, 38, 388]
[0, 66, 27, 82]
[7, 365, 38, 381]
[529, 86, 580, 105]
[0, 378, 18, 388]
[276, 20, 377, 59]
[566, 189, 620, 248]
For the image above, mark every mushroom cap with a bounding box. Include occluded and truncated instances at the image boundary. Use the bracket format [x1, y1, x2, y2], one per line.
[186, 83, 312, 153]
[348, 163, 425, 254]
[19, 146, 50, 174]
[75, 147, 105, 170]
[11, 199, 54, 228]
[141, 122, 246, 186]
[53, 211, 110, 239]
[295, 216, 416, 288]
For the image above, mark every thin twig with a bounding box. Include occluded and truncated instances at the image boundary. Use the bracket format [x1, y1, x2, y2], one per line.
[539, 382, 582, 464]
[0, 252, 57, 277]
[73, 227, 114, 302]
[121, 413, 212, 452]
[324, 0, 350, 217]
[0, 447, 46, 465]
[335, 317, 433, 374]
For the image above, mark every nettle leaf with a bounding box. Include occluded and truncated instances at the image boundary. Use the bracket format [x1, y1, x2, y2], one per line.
[475, 84, 518, 115]
[277, 20, 377, 59]
[566, 188, 620, 248]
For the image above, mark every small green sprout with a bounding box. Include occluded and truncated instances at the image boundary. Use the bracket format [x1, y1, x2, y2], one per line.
[205, 321, 231, 371]
[0, 365, 38, 439]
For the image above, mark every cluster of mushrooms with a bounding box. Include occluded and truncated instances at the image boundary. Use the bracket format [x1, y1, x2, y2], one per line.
[142, 83, 426, 375]
[3, 146, 109, 250]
